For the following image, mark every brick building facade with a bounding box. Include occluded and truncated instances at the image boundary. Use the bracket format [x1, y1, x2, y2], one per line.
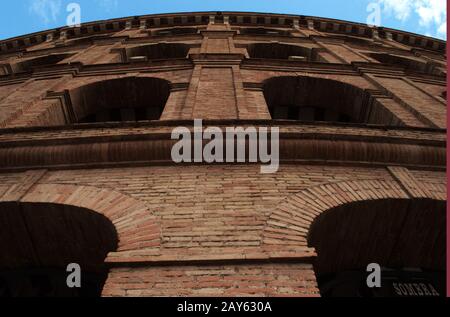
[0, 12, 446, 297]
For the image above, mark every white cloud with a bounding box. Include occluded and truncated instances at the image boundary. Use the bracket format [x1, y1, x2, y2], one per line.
[376, 0, 446, 39]
[29, 0, 62, 24]
[437, 21, 447, 38]
[379, 0, 412, 22]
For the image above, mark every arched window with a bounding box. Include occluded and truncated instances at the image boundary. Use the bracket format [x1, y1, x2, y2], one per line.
[247, 43, 320, 61]
[11, 53, 74, 73]
[124, 43, 189, 62]
[0, 202, 118, 297]
[240, 27, 290, 36]
[367, 53, 444, 76]
[154, 27, 198, 36]
[264, 76, 377, 124]
[69, 77, 170, 123]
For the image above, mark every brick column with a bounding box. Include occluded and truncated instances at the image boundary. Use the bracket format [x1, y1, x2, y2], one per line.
[182, 21, 249, 119]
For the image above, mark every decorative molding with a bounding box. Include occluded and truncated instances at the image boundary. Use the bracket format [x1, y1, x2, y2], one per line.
[0, 12, 445, 55]
[0, 122, 444, 171]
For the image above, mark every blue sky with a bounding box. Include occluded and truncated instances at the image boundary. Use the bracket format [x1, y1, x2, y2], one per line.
[0, 0, 446, 40]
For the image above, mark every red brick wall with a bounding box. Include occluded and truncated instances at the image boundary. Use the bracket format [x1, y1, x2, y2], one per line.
[0, 13, 446, 297]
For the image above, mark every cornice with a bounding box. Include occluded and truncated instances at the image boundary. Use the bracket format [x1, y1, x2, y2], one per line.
[0, 120, 445, 172]
[0, 12, 445, 56]
[0, 57, 445, 87]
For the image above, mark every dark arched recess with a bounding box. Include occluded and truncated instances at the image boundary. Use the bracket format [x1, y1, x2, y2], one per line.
[247, 43, 324, 62]
[367, 52, 445, 76]
[0, 202, 118, 297]
[125, 43, 190, 62]
[11, 53, 74, 73]
[308, 198, 445, 297]
[69, 77, 171, 123]
[240, 27, 291, 36]
[263, 76, 402, 125]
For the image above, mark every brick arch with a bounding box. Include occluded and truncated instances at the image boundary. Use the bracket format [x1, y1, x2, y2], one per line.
[1, 183, 161, 253]
[11, 53, 75, 73]
[262, 178, 445, 248]
[239, 27, 291, 36]
[262, 177, 446, 282]
[246, 42, 321, 61]
[262, 75, 405, 125]
[62, 73, 184, 92]
[124, 43, 190, 62]
[68, 76, 171, 123]
[6, 74, 186, 128]
[366, 52, 445, 76]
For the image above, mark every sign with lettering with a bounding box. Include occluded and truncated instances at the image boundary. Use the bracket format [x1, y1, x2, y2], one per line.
[319, 269, 444, 297]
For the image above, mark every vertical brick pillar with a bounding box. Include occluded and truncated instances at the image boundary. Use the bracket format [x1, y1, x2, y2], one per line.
[182, 21, 250, 119]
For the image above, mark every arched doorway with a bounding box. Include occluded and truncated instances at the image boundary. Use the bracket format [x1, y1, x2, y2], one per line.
[0, 202, 118, 297]
[308, 198, 445, 297]
[263, 179, 446, 297]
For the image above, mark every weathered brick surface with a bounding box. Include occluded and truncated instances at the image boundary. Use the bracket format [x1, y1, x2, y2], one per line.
[0, 12, 446, 297]
[37, 165, 392, 250]
[103, 263, 319, 297]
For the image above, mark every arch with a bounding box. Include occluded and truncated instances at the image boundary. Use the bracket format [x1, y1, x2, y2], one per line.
[68, 76, 171, 123]
[367, 52, 444, 76]
[331, 34, 378, 47]
[263, 76, 401, 125]
[1, 183, 161, 253]
[125, 43, 190, 62]
[247, 43, 323, 62]
[154, 27, 198, 36]
[65, 35, 111, 47]
[11, 53, 74, 73]
[0, 183, 160, 297]
[0, 201, 117, 297]
[239, 27, 290, 36]
[262, 179, 446, 297]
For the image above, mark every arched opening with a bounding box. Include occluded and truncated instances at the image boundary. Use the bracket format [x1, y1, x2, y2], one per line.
[332, 35, 378, 48]
[240, 27, 290, 36]
[0, 64, 11, 76]
[65, 35, 111, 47]
[69, 77, 171, 123]
[154, 27, 198, 36]
[11, 53, 74, 73]
[308, 199, 445, 297]
[0, 202, 118, 297]
[367, 53, 444, 76]
[125, 43, 190, 62]
[247, 43, 322, 61]
[263, 76, 398, 125]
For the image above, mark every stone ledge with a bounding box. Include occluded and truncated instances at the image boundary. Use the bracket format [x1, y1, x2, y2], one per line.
[105, 246, 317, 266]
